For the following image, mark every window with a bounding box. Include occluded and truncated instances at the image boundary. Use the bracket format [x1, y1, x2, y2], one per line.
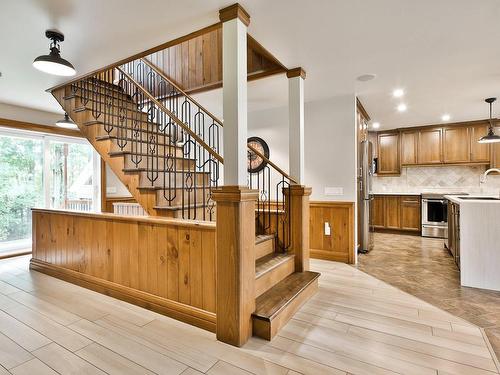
[0, 128, 101, 255]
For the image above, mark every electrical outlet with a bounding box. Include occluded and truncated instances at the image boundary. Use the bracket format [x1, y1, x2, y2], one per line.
[324, 222, 331, 236]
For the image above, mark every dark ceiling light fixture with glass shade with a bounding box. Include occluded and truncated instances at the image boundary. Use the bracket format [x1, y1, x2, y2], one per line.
[55, 113, 78, 129]
[33, 30, 76, 76]
[478, 97, 500, 144]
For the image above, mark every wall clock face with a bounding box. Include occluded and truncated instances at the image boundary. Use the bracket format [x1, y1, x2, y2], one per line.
[247, 137, 270, 173]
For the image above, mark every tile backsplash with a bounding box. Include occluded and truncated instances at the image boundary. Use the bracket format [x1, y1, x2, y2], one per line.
[372, 165, 500, 194]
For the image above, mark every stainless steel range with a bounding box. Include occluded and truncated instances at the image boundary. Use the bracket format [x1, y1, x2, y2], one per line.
[421, 193, 468, 238]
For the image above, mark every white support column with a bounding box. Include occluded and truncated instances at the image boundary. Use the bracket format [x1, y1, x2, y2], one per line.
[221, 6, 249, 186]
[287, 68, 306, 185]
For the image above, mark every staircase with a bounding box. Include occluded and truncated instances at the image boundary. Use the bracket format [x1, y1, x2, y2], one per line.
[50, 53, 318, 342]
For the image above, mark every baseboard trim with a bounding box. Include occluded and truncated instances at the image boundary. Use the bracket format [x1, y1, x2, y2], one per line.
[29, 258, 216, 332]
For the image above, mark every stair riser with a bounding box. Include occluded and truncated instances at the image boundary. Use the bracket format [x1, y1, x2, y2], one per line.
[255, 239, 275, 260]
[253, 277, 319, 341]
[122, 155, 195, 170]
[70, 94, 139, 113]
[107, 141, 184, 158]
[65, 85, 132, 102]
[155, 189, 211, 206]
[255, 257, 295, 298]
[158, 206, 216, 221]
[138, 171, 210, 188]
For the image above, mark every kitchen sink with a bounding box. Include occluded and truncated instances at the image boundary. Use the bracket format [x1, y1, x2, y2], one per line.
[458, 196, 500, 200]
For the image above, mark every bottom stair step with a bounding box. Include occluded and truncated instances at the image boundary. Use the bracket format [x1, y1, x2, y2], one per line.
[252, 271, 320, 341]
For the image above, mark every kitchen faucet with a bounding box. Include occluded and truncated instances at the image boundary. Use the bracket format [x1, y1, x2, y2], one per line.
[480, 168, 500, 184]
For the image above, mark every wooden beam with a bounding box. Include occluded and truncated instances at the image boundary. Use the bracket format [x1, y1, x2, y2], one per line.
[0, 117, 83, 138]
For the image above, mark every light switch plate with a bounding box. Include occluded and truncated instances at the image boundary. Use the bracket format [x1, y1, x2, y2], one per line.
[325, 187, 343, 196]
[324, 222, 331, 236]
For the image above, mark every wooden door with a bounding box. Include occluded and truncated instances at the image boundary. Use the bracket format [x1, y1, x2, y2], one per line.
[371, 195, 385, 228]
[470, 124, 490, 162]
[418, 128, 442, 164]
[401, 131, 418, 165]
[377, 132, 400, 175]
[384, 196, 400, 229]
[400, 196, 421, 231]
[443, 126, 470, 163]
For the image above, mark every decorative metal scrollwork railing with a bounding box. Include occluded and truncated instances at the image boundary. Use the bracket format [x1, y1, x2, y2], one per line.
[248, 145, 297, 252]
[69, 64, 222, 221]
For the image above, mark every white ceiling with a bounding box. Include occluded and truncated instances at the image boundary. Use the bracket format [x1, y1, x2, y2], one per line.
[1, 0, 500, 129]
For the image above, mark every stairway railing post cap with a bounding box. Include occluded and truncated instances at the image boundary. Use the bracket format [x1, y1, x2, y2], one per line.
[286, 68, 306, 80]
[219, 3, 251, 26]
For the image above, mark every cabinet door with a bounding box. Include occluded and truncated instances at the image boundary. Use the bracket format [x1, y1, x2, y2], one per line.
[443, 127, 470, 163]
[418, 128, 443, 164]
[401, 131, 418, 165]
[400, 196, 421, 231]
[372, 196, 385, 228]
[470, 124, 491, 162]
[378, 132, 400, 175]
[385, 196, 401, 229]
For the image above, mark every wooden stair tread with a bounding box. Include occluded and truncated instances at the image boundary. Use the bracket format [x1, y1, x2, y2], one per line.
[96, 135, 176, 146]
[255, 234, 275, 245]
[253, 271, 320, 321]
[109, 151, 189, 158]
[255, 253, 294, 279]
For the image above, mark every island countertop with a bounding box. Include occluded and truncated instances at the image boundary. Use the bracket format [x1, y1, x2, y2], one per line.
[444, 195, 500, 291]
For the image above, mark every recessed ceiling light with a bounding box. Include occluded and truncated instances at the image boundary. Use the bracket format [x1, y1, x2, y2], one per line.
[397, 103, 407, 112]
[372, 122, 380, 129]
[441, 114, 451, 122]
[393, 89, 404, 98]
[356, 74, 377, 82]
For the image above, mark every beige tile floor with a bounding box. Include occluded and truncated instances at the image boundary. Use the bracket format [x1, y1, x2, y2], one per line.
[357, 232, 500, 362]
[0, 254, 497, 374]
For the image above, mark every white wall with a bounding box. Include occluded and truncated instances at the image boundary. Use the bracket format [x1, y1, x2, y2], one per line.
[248, 94, 357, 202]
[0, 102, 60, 125]
[106, 164, 132, 198]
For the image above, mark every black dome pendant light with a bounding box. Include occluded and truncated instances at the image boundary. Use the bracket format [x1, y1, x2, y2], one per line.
[33, 30, 76, 76]
[478, 97, 500, 144]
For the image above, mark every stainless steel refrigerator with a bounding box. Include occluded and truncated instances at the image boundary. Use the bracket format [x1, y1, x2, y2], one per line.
[357, 140, 374, 253]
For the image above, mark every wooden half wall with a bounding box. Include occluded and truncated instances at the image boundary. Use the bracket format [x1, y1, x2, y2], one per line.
[309, 201, 355, 264]
[31, 209, 216, 331]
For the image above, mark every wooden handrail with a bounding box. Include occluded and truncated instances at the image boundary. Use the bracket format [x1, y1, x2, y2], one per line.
[117, 67, 224, 164]
[247, 144, 298, 184]
[140, 58, 224, 127]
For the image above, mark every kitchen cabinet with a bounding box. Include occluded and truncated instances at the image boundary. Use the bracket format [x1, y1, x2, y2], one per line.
[371, 195, 386, 228]
[385, 196, 401, 229]
[418, 128, 442, 164]
[490, 139, 500, 168]
[401, 131, 418, 165]
[443, 127, 470, 163]
[470, 124, 490, 162]
[377, 132, 400, 175]
[400, 196, 421, 231]
[372, 195, 421, 233]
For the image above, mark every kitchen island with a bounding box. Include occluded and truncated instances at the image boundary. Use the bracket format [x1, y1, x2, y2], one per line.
[445, 195, 500, 291]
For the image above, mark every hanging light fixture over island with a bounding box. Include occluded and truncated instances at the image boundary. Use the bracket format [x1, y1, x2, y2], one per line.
[478, 97, 500, 144]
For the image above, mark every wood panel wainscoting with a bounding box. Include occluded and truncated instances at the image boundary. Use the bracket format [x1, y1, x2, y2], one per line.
[30, 209, 216, 332]
[309, 201, 355, 264]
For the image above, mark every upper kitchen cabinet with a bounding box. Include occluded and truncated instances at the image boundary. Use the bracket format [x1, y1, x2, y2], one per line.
[377, 132, 400, 175]
[400, 130, 418, 165]
[470, 124, 490, 162]
[443, 126, 470, 163]
[492, 141, 500, 169]
[418, 128, 443, 164]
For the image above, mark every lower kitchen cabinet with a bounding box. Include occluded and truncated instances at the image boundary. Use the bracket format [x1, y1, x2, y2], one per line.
[372, 195, 421, 233]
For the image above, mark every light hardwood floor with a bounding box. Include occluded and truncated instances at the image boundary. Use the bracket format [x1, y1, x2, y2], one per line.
[0, 255, 498, 374]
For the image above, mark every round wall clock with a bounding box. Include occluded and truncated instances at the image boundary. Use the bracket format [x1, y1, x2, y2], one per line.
[247, 136, 270, 173]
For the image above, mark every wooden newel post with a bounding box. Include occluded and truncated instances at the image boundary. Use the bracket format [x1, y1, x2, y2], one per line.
[285, 185, 312, 272]
[212, 186, 259, 346]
